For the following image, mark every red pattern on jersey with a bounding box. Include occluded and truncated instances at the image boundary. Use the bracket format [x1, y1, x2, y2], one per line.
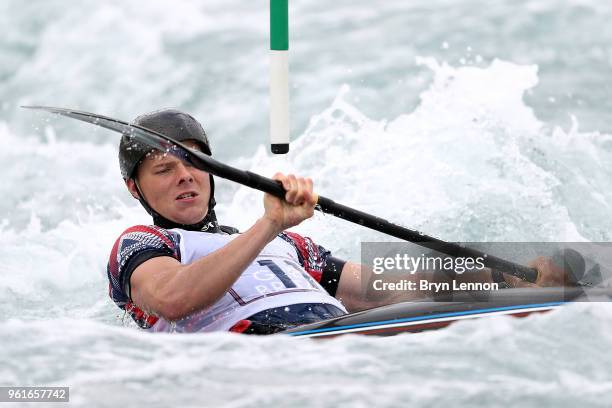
[282, 231, 324, 282]
[107, 225, 179, 329]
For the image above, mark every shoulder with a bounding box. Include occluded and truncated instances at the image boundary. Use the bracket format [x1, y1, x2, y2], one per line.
[110, 225, 182, 261]
[107, 224, 184, 312]
[116, 225, 180, 249]
[107, 225, 181, 289]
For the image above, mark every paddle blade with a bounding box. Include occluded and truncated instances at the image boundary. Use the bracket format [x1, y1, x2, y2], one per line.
[22, 105, 287, 198]
[22, 105, 177, 153]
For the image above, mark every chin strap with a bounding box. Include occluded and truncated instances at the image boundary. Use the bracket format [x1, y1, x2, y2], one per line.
[152, 202, 220, 232]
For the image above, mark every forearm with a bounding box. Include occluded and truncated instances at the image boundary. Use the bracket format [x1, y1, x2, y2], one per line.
[154, 217, 280, 319]
[336, 262, 503, 312]
[335, 262, 429, 312]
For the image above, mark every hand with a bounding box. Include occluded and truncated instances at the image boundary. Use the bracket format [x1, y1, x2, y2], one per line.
[530, 256, 572, 286]
[505, 256, 569, 287]
[262, 173, 317, 233]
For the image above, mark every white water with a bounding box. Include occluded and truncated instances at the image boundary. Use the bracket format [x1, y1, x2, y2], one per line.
[2, 0, 612, 406]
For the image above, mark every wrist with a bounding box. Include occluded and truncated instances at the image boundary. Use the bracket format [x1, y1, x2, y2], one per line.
[490, 269, 512, 288]
[256, 216, 283, 240]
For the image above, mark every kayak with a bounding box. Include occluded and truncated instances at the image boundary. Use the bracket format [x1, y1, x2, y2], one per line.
[284, 287, 609, 338]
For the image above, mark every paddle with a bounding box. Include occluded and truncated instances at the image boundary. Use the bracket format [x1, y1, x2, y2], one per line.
[24, 105, 557, 284]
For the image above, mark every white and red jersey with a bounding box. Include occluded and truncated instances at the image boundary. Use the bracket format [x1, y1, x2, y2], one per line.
[107, 225, 346, 332]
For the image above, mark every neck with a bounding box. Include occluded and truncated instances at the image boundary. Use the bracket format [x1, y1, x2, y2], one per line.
[153, 207, 220, 232]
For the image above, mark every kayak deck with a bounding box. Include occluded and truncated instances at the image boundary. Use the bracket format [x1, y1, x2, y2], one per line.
[285, 287, 606, 338]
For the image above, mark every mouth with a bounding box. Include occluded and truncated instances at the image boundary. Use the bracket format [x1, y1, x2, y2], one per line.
[176, 191, 199, 201]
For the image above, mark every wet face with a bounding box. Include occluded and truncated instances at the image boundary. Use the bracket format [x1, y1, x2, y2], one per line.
[126, 141, 211, 225]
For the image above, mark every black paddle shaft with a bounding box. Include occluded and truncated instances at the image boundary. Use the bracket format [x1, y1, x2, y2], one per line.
[23, 105, 539, 283]
[213, 167, 539, 283]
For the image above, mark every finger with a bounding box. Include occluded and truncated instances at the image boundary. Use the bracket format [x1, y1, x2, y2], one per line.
[505, 273, 537, 288]
[295, 177, 309, 206]
[527, 256, 548, 268]
[527, 257, 546, 285]
[272, 172, 286, 185]
[529, 257, 565, 287]
[301, 180, 316, 218]
[302, 177, 316, 205]
[285, 174, 298, 203]
[295, 179, 315, 218]
[273, 172, 294, 195]
[306, 195, 315, 217]
[305, 177, 313, 193]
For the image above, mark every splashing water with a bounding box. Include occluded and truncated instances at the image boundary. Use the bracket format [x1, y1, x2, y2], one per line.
[2, 1, 612, 406]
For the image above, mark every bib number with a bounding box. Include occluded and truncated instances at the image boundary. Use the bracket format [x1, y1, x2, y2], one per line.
[229, 258, 322, 303]
[257, 260, 297, 288]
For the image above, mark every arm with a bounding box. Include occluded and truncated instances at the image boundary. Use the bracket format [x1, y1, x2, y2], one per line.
[334, 262, 370, 312]
[334, 261, 435, 312]
[131, 173, 317, 321]
[131, 217, 280, 320]
[335, 257, 569, 313]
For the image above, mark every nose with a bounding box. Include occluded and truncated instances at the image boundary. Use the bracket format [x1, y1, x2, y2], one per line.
[176, 162, 194, 184]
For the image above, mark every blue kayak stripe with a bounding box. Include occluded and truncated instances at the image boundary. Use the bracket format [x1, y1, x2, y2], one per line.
[287, 302, 565, 336]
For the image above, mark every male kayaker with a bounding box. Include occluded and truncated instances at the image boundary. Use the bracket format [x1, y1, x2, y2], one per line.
[107, 109, 566, 334]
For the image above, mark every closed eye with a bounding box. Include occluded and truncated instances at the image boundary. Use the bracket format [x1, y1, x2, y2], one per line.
[154, 165, 173, 174]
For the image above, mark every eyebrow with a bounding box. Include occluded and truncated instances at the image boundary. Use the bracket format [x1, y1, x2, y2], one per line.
[151, 160, 176, 169]
[147, 143, 201, 169]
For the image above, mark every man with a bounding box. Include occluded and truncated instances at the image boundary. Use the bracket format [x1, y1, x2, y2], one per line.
[107, 109, 566, 334]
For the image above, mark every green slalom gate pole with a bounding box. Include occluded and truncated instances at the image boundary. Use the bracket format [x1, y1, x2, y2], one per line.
[270, 0, 290, 154]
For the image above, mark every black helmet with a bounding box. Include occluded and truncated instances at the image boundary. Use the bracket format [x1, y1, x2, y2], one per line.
[119, 108, 212, 180]
[119, 108, 221, 233]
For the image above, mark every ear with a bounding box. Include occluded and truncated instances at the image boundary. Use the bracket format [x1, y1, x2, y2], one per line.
[125, 179, 140, 200]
